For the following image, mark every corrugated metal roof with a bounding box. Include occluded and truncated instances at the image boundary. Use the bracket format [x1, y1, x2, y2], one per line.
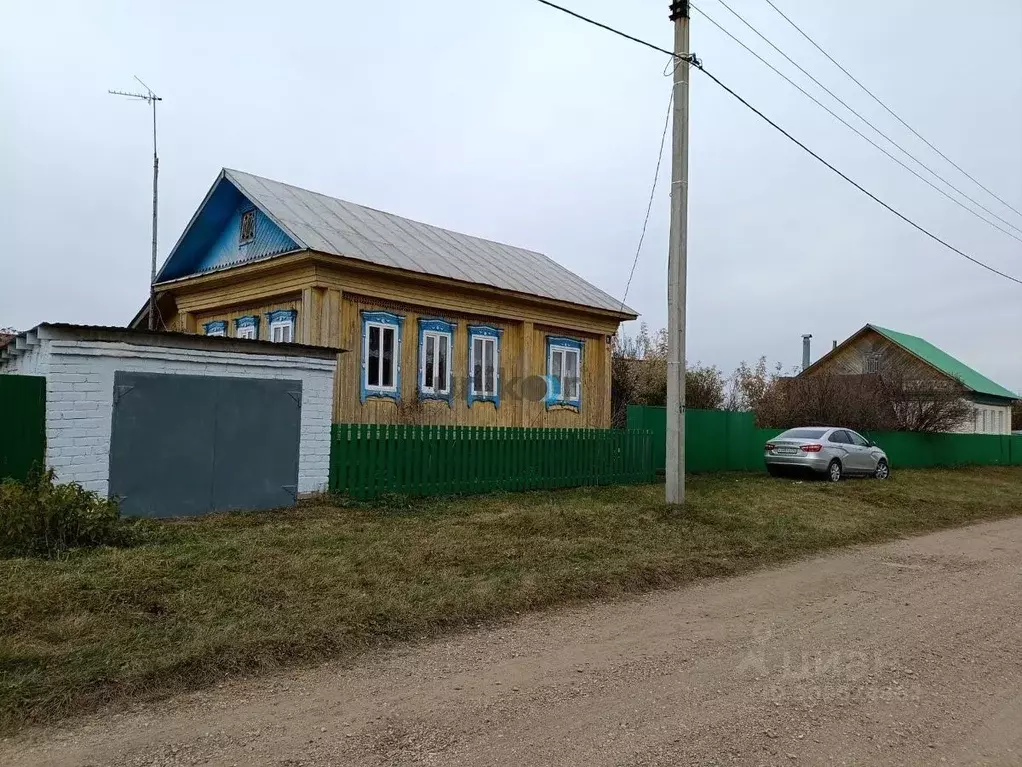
[223, 169, 636, 317]
[869, 325, 1018, 401]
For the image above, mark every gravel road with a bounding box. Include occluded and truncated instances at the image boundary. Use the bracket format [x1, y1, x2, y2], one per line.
[5, 516, 1022, 767]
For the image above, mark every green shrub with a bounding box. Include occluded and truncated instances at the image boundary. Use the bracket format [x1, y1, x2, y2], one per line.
[0, 469, 123, 558]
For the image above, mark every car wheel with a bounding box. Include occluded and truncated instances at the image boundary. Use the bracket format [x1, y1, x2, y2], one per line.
[874, 460, 889, 480]
[827, 459, 842, 482]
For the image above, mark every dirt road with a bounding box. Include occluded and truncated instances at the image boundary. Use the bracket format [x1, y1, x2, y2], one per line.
[5, 516, 1022, 766]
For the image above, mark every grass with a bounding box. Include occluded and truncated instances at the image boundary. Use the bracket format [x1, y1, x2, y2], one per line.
[1, 466, 1020, 732]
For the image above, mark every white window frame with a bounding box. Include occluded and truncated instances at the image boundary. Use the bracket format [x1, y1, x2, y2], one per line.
[365, 321, 399, 394]
[270, 318, 294, 343]
[204, 321, 226, 337]
[420, 330, 453, 396]
[470, 334, 498, 398]
[235, 324, 257, 340]
[548, 343, 582, 404]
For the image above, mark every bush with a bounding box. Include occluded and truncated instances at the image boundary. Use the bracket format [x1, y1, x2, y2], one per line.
[0, 469, 123, 558]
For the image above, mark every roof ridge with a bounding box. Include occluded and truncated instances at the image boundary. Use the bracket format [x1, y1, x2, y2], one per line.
[869, 323, 1018, 400]
[223, 167, 551, 259]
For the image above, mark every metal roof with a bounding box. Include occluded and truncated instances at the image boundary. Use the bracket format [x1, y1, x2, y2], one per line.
[868, 325, 1018, 401]
[0, 323, 343, 364]
[221, 169, 637, 317]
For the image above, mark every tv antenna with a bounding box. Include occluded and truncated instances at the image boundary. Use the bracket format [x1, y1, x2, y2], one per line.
[109, 77, 163, 330]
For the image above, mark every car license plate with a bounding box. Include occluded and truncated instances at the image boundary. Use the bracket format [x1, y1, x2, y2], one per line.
[775, 448, 797, 455]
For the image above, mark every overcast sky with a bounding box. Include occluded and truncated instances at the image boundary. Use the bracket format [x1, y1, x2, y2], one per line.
[3, 1, 1020, 391]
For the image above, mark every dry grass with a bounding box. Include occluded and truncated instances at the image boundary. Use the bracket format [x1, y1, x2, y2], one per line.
[1, 466, 1020, 732]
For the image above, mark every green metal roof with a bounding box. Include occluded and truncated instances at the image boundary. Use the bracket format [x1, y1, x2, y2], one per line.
[869, 324, 1018, 401]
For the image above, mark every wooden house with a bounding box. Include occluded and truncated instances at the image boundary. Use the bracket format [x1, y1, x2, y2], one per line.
[135, 169, 638, 428]
[799, 324, 1018, 434]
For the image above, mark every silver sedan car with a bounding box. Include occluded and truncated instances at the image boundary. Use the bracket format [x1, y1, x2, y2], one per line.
[764, 427, 889, 481]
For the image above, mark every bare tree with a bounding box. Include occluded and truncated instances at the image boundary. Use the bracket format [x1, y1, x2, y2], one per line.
[756, 355, 973, 433]
[1014, 401, 1022, 432]
[611, 325, 727, 424]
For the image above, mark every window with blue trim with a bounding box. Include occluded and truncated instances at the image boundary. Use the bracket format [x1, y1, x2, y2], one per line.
[362, 311, 403, 402]
[203, 320, 226, 337]
[234, 315, 259, 340]
[266, 309, 296, 343]
[546, 336, 583, 409]
[418, 319, 455, 403]
[468, 325, 501, 407]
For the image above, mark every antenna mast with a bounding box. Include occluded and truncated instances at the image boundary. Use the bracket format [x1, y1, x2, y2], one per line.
[109, 77, 162, 331]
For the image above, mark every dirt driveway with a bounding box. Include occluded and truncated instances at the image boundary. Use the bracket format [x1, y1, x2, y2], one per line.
[5, 516, 1022, 766]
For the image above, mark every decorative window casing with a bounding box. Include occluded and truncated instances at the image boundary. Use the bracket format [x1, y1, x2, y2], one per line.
[240, 209, 256, 245]
[361, 311, 403, 403]
[467, 325, 501, 407]
[234, 315, 259, 340]
[865, 354, 880, 374]
[203, 320, 227, 337]
[545, 336, 583, 410]
[418, 319, 455, 405]
[266, 309, 296, 343]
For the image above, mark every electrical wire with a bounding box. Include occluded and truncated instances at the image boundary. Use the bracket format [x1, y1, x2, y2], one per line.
[761, 0, 1022, 220]
[533, 0, 680, 60]
[701, 0, 1022, 237]
[689, 2, 1022, 245]
[693, 63, 1022, 286]
[527, 0, 1022, 286]
[621, 91, 673, 312]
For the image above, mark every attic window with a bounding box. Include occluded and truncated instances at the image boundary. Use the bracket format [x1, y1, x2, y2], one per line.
[240, 210, 256, 245]
[865, 354, 881, 374]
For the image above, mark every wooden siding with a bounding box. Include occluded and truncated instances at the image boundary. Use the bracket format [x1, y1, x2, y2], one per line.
[191, 297, 303, 341]
[156, 252, 621, 428]
[810, 329, 941, 380]
[333, 296, 611, 427]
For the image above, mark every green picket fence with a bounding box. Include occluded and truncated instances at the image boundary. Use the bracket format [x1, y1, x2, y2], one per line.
[627, 404, 1021, 473]
[329, 424, 656, 500]
[0, 374, 46, 482]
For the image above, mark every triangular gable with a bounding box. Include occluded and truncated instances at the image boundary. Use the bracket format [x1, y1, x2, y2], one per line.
[155, 171, 304, 282]
[801, 324, 1018, 401]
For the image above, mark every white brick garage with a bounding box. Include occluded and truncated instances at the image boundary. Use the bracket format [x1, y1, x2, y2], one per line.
[0, 324, 338, 513]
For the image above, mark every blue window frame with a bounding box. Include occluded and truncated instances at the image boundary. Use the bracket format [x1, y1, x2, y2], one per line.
[234, 315, 259, 340]
[203, 320, 227, 337]
[545, 336, 583, 410]
[467, 325, 502, 408]
[361, 311, 403, 403]
[266, 309, 297, 343]
[418, 319, 455, 405]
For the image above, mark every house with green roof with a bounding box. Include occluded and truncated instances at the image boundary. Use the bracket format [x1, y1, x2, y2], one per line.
[800, 324, 1018, 435]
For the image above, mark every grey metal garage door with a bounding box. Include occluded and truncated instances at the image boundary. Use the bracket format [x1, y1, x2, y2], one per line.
[109, 371, 302, 517]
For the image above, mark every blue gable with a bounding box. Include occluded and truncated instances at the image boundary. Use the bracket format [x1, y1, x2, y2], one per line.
[156, 176, 300, 282]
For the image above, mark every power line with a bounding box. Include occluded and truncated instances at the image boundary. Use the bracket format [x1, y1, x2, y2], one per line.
[702, 0, 1022, 237]
[526, 0, 1022, 286]
[761, 0, 1022, 221]
[621, 91, 673, 311]
[689, 2, 1022, 245]
[692, 63, 1022, 286]
[533, 0, 679, 60]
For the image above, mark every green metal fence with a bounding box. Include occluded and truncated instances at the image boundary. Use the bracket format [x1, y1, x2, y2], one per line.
[627, 404, 1021, 473]
[0, 375, 46, 482]
[329, 424, 655, 500]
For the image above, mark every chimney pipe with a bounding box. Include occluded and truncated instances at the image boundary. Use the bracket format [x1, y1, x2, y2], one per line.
[802, 334, 812, 370]
[832, 340, 838, 351]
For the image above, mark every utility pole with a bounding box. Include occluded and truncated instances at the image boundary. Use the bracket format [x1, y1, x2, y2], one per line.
[109, 77, 162, 331]
[666, 1, 691, 505]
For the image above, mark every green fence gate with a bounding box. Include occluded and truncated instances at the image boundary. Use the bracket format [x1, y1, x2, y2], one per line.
[0, 374, 46, 482]
[329, 424, 655, 500]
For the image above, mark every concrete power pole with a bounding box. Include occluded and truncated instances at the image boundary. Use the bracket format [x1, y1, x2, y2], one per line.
[666, 1, 691, 505]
